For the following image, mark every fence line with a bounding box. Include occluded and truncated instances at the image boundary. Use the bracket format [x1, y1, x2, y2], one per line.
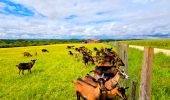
[114, 42, 154, 100]
[115, 42, 128, 75]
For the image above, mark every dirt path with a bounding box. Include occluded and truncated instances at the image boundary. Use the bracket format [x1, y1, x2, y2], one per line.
[129, 45, 170, 56]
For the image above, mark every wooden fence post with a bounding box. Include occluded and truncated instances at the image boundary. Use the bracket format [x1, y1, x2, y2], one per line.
[124, 44, 128, 77]
[131, 80, 137, 100]
[115, 42, 120, 55]
[139, 46, 154, 100]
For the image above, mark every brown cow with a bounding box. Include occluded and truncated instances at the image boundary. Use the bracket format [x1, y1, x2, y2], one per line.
[23, 52, 32, 57]
[75, 78, 105, 100]
[42, 49, 49, 52]
[16, 59, 36, 75]
[77, 69, 129, 100]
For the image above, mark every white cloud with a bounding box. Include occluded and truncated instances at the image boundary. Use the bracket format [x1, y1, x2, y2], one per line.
[0, 0, 170, 39]
[0, 2, 6, 8]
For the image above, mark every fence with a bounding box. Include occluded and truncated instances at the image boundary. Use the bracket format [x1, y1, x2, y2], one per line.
[114, 42, 154, 100]
[114, 42, 128, 76]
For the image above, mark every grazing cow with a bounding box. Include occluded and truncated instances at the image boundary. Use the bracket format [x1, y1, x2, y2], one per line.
[67, 46, 75, 49]
[16, 59, 36, 75]
[67, 46, 72, 49]
[42, 49, 49, 52]
[87, 69, 129, 100]
[88, 55, 95, 65]
[23, 52, 32, 57]
[94, 47, 98, 51]
[104, 69, 128, 90]
[68, 51, 73, 55]
[88, 68, 128, 89]
[75, 78, 105, 100]
[82, 56, 89, 67]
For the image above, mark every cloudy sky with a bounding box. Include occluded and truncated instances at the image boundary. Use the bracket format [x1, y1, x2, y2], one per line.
[0, 0, 170, 39]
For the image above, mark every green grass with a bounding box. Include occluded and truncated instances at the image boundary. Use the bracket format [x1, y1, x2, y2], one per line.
[120, 39, 170, 49]
[0, 43, 111, 100]
[0, 43, 169, 100]
[126, 48, 170, 100]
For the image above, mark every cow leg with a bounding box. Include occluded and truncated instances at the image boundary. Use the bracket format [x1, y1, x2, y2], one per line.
[85, 63, 87, 68]
[76, 91, 80, 100]
[19, 69, 21, 75]
[22, 70, 24, 75]
[86, 62, 88, 67]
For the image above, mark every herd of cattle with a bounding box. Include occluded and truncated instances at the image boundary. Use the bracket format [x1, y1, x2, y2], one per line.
[15, 45, 128, 100]
[67, 46, 129, 100]
[16, 49, 49, 75]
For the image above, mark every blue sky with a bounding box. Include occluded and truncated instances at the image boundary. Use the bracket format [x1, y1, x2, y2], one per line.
[0, 0, 170, 39]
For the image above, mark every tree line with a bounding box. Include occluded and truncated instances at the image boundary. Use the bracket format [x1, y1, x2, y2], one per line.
[0, 39, 81, 48]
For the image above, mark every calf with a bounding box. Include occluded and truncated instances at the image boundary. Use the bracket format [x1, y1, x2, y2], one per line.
[23, 52, 32, 57]
[42, 49, 49, 52]
[69, 51, 73, 55]
[16, 60, 36, 75]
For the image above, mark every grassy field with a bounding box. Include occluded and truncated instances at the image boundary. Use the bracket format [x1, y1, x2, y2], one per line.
[120, 39, 170, 49]
[0, 43, 111, 100]
[0, 43, 169, 100]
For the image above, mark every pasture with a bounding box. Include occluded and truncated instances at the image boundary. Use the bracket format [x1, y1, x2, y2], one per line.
[0, 43, 111, 100]
[0, 43, 169, 100]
